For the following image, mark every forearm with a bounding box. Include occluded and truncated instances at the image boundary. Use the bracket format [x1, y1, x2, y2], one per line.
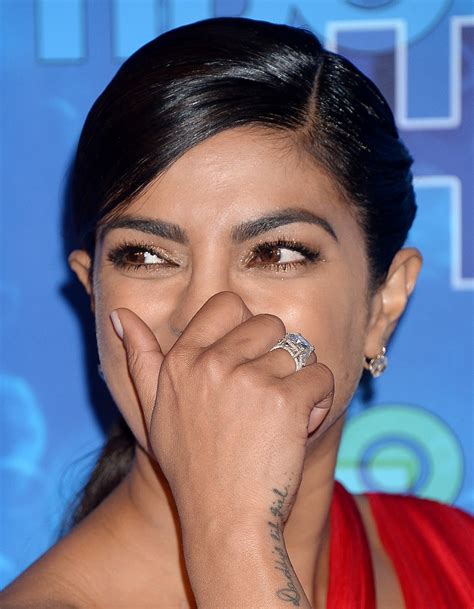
[183, 524, 310, 609]
[180, 486, 312, 609]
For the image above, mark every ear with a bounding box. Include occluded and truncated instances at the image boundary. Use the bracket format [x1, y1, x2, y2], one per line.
[68, 249, 95, 312]
[364, 247, 422, 359]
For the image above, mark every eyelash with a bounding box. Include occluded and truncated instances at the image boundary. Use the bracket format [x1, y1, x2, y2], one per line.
[106, 238, 321, 274]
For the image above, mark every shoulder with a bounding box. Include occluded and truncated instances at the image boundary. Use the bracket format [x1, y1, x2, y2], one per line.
[0, 516, 105, 609]
[1, 479, 151, 609]
[0, 547, 89, 609]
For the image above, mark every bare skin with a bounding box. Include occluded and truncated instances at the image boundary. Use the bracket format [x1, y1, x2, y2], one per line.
[2, 127, 421, 608]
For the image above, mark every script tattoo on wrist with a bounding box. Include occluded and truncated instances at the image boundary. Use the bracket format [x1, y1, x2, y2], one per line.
[268, 486, 301, 606]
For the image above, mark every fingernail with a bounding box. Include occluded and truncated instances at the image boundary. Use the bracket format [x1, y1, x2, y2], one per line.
[110, 310, 124, 339]
[307, 404, 330, 435]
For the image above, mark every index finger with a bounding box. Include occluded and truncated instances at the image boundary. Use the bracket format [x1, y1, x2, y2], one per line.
[174, 291, 253, 351]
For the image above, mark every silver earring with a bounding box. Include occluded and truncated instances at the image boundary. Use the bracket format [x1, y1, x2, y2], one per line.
[364, 346, 388, 378]
[98, 364, 105, 380]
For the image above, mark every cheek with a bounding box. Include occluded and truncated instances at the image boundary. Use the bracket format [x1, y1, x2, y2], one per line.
[93, 280, 151, 451]
[279, 276, 367, 413]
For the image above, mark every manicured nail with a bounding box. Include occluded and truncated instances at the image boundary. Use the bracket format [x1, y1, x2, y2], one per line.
[110, 310, 124, 339]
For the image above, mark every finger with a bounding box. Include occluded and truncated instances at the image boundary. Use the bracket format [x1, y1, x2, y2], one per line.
[205, 313, 287, 365]
[111, 308, 164, 426]
[177, 291, 253, 350]
[277, 362, 334, 434]
[251, 338, 317, 378]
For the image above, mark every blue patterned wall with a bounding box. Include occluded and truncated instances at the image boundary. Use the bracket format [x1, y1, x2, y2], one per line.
[1, 0, 473, 587]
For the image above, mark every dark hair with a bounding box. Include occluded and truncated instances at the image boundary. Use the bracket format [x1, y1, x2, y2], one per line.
[65, 16, 416, 531]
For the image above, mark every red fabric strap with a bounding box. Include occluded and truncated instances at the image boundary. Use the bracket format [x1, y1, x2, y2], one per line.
[367, 491, 474, 608]
[327, 481, 376, 608]
[327, 480, 474, 608]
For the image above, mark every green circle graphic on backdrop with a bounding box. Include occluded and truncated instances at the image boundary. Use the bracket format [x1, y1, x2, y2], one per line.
[336, 404, 464, 502]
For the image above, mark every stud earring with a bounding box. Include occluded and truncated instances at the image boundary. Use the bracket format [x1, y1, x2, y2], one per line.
[364, 346, 388, 377]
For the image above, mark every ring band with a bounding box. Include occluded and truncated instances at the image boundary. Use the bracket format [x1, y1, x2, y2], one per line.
[269, 332, 315, 372]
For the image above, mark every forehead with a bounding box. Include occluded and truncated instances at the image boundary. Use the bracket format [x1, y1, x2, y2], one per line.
[108, 126, 361, 243]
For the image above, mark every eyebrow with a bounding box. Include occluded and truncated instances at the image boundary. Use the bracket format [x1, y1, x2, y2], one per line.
[99, 207, 338, 244]
[232, 208, 338, 243]
[99, 216, 188, 244]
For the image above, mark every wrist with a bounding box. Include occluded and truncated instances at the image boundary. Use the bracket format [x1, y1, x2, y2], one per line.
[180, 518, 308, 609]
[181, 511, 270, 557]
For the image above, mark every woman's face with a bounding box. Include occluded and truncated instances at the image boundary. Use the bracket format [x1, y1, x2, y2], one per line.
[72, 127, 387, 453]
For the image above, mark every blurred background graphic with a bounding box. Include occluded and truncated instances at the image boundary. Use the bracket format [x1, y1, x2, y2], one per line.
[1, 0, 473, 587]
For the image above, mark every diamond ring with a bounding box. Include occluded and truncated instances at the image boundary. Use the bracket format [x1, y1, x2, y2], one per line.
[269, 332, 315, 372]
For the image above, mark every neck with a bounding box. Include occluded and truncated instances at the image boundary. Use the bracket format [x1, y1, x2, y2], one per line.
[103, 417, 344, 608]
[283, 419, 343, 606]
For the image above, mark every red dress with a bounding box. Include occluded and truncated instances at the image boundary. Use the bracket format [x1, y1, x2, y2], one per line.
[327, 481, 474, 608]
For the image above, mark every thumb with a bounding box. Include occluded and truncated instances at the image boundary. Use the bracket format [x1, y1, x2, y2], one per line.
[110, 308, 164, 426]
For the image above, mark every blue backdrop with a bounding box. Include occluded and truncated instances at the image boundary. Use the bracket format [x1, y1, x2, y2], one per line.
[1, 0, 473, 588]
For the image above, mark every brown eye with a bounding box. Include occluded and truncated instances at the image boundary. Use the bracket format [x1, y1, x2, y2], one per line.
[251, 244, 306, 266]
[246, 239, 320, 273]
[122, 250, 165, 265]
[107, 242, 176, 271]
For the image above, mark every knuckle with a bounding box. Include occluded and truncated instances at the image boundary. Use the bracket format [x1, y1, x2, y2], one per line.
[126, 346, 141, 372]
[266, 382, 290, 409]
[254, 313, 286, 337]
[197, 348, 228, 382]
[160, 347, 188, 381]
[232, 363, 260, 390]
[126, 348, 150, 386]
[166, 340, 189, 361]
